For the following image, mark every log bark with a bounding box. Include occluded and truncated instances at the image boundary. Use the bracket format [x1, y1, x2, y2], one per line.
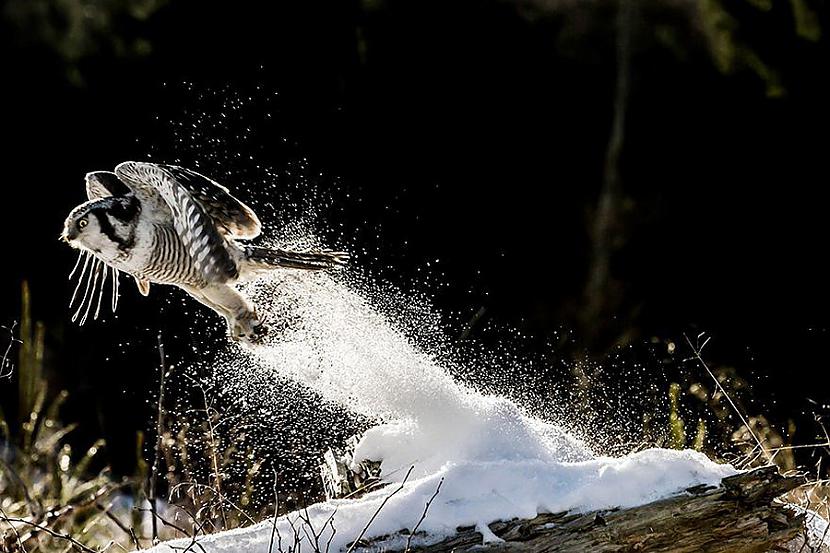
[322, 442, 828, 552]
[375, 467, 825, 553]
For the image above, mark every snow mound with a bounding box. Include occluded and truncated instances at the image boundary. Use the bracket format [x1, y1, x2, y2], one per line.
[146, 270, 738, 552]
[147, 449, 734, 553]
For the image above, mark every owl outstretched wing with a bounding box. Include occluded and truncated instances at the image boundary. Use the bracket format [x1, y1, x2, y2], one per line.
[114, 161, 245, 281]
[154, 164, 261, 240]
[85, 171, 131, 200]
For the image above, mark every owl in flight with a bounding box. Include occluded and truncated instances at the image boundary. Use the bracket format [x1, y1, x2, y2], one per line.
[61, 161, 348, 343]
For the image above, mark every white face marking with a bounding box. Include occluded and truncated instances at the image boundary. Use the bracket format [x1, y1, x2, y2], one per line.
[106, 212, 120, 229]
[65, 213, 120, 262]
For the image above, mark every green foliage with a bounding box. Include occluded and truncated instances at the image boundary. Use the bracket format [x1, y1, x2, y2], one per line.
[666, 382, 708, 452]
[156, 378, 277, 532]
[17, 281, 46, 450]
[2, 0, 168, 85]
[790, 0, 821, 41]
[0, 292, 297, 549]
[0, 282, 138, 552]
[667, 382, 686, 450]
[699, 0, 821, 97]
[699, 0, 782, 97]
[692, 419, 707, 452]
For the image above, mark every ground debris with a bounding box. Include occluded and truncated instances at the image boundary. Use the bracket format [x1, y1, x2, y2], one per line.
[320, 435, 382, 500]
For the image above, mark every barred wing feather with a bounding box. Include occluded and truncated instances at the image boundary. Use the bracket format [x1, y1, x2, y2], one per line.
[85, 171, 132, 200]
[115, 161, 239, 281]
[156, 164, 260, 239]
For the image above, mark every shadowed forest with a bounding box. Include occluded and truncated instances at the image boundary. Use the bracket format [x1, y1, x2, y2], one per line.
[2, 0, 830, 549]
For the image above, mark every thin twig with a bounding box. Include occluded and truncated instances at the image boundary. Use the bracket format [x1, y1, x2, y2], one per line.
[96, 503, 139, 550]
[169, 483, 257, 526]
[135, 507, 192, 538]
[346, 466, 414, 553]
[684, 333, 770, 463]
[767, 442, 830, 452]
[302, 521, 319, 553]
[817, 512, 830, 550]
[797, 490, 814, 553]
[341, 464, 412, 500]
[184, 372, 229, 530]
[268, 467, 282, 553]
[149, 332, 169, 545]
[319, 509, 338, 544]
[300, 505, 337, 553]
[286, 513, 306, 551]
[0, 321, 22, 379]
[324, 514, 337, 553]
[158, 507, 210, 553]
[0, 505, 28, 553]
[100, 539, 130, 553]
[1, 516, 98, 553]
[0, 456, 41, 516]
[169, 504, 210, 539]
[15, 480, 133, 543]
[341, 480, 385, 500]
[405, 477, 443, 553]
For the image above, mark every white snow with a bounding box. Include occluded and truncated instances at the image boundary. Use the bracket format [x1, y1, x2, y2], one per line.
[146, 448, 734, 553]
[146, 270, 738, 552]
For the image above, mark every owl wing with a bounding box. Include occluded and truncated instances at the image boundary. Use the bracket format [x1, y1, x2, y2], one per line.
[85, 171, 132, 200]
[113, 163, 260, 238]
[114, 161, 242, 281]
[153, 164, 262, 240]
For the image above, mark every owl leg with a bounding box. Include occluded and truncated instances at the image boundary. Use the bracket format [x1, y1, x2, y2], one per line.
[181, 284, 268, 343]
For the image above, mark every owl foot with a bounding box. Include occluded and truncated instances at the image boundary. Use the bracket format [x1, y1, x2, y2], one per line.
[230, 314, 269, 344]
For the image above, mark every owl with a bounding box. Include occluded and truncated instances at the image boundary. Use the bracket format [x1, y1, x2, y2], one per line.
[61, 161, 348, 343]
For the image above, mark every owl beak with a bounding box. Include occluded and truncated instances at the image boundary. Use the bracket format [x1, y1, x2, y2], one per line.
[60, 228, 78, 243]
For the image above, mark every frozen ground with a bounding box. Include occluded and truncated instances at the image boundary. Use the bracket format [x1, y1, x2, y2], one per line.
[145, 270, 739, 552]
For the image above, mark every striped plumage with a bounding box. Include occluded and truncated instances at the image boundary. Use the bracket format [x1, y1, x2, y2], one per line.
[141, 223, 209, 286]
[61, 161, 348, 342]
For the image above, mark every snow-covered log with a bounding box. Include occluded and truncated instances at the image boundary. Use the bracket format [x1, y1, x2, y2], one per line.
[319, 436, 827, 553]
[359, 466, 826, 553]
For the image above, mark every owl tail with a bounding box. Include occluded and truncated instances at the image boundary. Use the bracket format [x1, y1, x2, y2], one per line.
[244, 245, 349, 271]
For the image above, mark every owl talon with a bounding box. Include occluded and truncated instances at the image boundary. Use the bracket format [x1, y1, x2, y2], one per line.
[252, 322, 269, 339]
[230, 316, 269, 344]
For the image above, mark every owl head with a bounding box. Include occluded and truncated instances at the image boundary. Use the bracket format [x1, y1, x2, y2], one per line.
[62, 196, 140, 261]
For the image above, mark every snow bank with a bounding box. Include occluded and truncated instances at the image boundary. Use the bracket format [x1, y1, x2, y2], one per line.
[146, 271, 738, 552]
[147, 448, 734, 553]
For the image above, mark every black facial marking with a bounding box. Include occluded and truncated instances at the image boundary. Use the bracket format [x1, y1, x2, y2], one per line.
[108, 196, 140, 222]
[92, 209, 131, 251]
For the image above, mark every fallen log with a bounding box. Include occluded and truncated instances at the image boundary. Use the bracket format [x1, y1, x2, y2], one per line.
[322, 441, 828, 552]
[362, 467, 826, 553]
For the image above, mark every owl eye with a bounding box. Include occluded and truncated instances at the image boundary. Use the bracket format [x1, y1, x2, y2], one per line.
[78, 218, 88, 229]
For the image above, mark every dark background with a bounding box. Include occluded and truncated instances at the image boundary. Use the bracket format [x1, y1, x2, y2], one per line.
[1, 0, 829, 474]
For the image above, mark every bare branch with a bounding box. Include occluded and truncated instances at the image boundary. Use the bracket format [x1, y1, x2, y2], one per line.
[169, 482, 257, 526]
[268, 467, 282, 553]
[96, 502, 139, 550]
[405, 477, 443, 553]
[324, 514, 337, 553]
[0, 505, 28, 553]
[683, 333, 770, 464]
[347, 466, 414, 553]
[149, 332, 170, 544]
[0, 321, 22, 380]
[1, 515, 98, 553]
